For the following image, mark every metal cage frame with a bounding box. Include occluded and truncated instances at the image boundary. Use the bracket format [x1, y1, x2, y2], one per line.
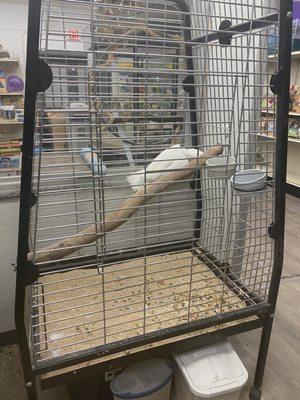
[15, 1, 292, 399]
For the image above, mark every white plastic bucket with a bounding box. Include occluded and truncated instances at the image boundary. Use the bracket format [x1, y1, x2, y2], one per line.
[206, 156, 236, 178]
[110, 358, 173, 400]
[173, 340, 248, 400]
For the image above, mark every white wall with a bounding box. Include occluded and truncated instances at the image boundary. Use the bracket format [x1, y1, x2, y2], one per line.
[0, 184, 20, 334]
[0, 0, 28, 76]
[0, 0, 28, 334]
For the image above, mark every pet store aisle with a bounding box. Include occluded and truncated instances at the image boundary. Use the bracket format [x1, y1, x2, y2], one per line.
[1, 195, 299, 400]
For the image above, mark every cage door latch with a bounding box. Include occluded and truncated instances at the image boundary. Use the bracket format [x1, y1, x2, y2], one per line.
[218, 20, 233, 46]
[30, 192, 37, 207]
[21, 261, 39, 286]
[270, 68, 284, 95]
[182, 75, 195, 93]
[268, 222, 279, 239]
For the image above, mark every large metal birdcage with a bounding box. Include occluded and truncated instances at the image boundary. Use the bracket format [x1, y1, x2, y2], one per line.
[15, 0, 292, 399]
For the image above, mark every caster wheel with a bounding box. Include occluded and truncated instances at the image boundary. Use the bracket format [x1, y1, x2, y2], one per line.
[249, 386, 262, 400]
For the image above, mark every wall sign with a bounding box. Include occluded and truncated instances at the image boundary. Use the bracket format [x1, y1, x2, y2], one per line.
[68, 29, 80, 41]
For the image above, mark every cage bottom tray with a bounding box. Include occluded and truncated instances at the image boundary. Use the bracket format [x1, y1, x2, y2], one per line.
[33, 251, 250, 363]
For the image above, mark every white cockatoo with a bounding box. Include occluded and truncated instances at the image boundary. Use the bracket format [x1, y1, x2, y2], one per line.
[127, 144, 203, 192]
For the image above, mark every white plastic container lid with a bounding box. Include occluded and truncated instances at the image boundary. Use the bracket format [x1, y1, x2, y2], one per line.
[110, 358, 173, 399]
[174, 340, 248, 398]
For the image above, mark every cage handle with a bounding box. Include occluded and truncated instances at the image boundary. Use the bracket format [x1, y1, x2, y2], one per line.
[36, 59, 53, 93]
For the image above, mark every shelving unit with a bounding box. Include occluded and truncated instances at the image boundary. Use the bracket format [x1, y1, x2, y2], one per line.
[0, 92, 23, 96]
[261, 109, 300, 117]
[0, 49, 23, 177]
[285, 48, 300, 194]
[286, 172, 300, 185]
[287, 137, 300, 143]
[0, 167, 21, 177]
[268, 50, 300, 60]
[0, 59, 20, 66]
[258, 133, 300, 143]
[0, 120, 23, 125]
[257, 48, 300, 196]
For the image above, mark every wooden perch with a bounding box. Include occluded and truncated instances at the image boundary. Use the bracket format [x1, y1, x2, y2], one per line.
[28, 145, 223, 264]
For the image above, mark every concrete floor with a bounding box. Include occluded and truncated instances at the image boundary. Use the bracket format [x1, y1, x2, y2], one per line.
[0, 194, 299, 400]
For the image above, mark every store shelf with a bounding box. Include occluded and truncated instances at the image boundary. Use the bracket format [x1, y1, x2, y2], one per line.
[266, 49, 300, 196]
[261, 109, 300, 117]
[0, 92, 23, 96]
[0, 167, 20, 176]
[261, 109, 275, 115]
[287, 137, 300, 143]
[290, 51, 300, 59]
[255, 166, 299, 187]
[286, 172, 300, 187]
[257, 133, 300, 143]
[0, 50, 10, 58]
[288, 111, 300, 117]
[268, 50, 300, 61]
[0, 119, 23, 125]
[0, 133, 23, 142]
[0, 59, 19, 65]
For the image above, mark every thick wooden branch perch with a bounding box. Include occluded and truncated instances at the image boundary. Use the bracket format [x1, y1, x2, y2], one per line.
[28, 145, 223, 264]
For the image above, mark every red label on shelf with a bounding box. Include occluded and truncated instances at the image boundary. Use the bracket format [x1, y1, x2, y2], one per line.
[68, 29, 80, 41]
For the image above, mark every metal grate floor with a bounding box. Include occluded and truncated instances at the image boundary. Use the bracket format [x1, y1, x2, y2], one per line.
[30, 251, 257, 364]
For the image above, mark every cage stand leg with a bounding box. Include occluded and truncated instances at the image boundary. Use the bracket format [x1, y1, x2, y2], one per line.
[24, 376, 41, 400]
[249, 314, 274, 400]
[249, 386, 262, 400]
